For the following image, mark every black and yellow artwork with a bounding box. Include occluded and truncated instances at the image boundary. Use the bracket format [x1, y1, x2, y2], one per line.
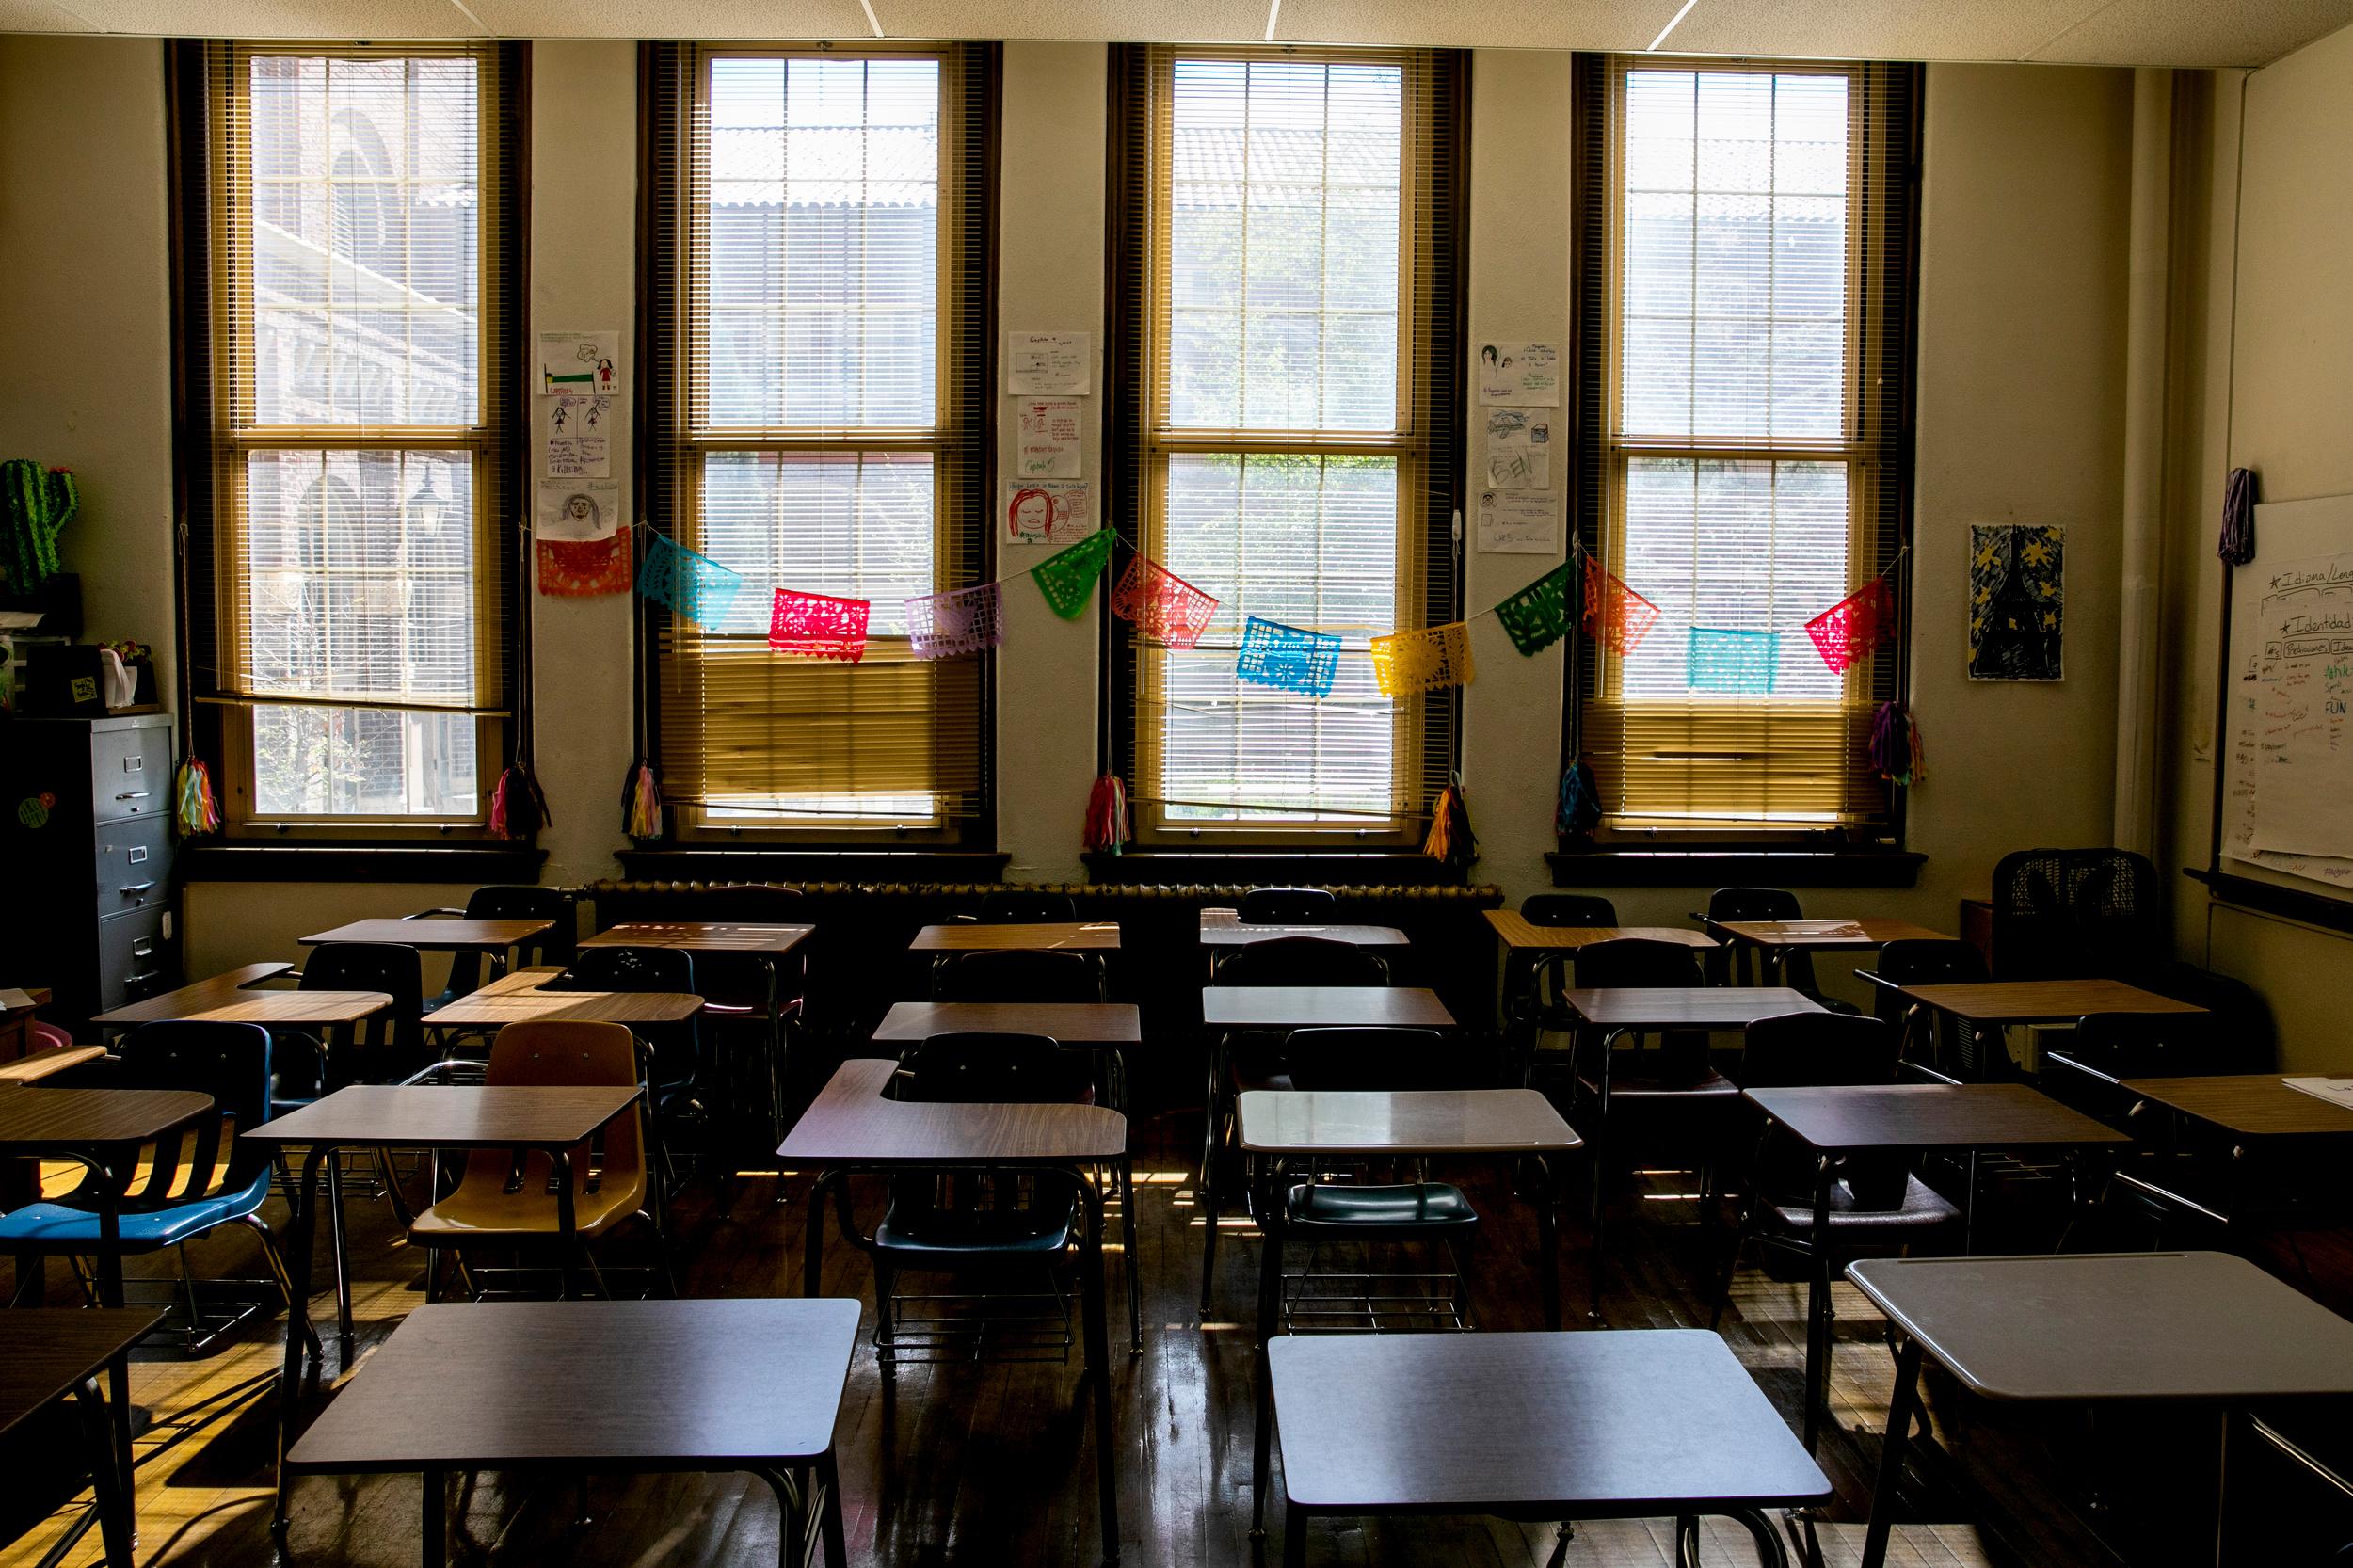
[1968, 523, 2064, 681]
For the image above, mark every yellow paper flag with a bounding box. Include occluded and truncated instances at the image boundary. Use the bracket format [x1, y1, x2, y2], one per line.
[1369, 621, 1476, 696]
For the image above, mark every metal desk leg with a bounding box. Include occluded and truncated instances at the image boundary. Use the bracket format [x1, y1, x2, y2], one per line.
[1198, 1033, 1226, 1315]
[816, 1450, 850, 1568]
[423, 1467, 446, 1568]
[1079, 1175, 1119, 1564]
[73, 1377, 134, 1568]
[552, 1149, 580, 1299]
[1120, 1153, 1143, 1353]
[85, 1160, 135, 1491]
[273, 1145, 328, 1538]
[1803, 1163, 1834, 1455]
[1532, 1154, 1561, 1331]
[1858, 1336, 1922, 1568]
[1251, 1156, 1282, 1535]
[802, 1171, 839, 1297]
[1283, 1496, 1308, 1568]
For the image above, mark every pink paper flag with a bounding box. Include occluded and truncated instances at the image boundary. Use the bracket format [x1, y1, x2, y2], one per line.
[1109, 555, 1219, 650]
[1802, 577, 1896, 675]
[768, 588, 871, 663]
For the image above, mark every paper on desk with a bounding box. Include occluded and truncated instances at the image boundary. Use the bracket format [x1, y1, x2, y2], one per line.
[2281, 1077, 2353, 1111]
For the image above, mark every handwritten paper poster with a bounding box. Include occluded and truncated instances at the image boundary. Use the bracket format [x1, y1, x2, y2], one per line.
[1482, 408, 1552, 489]
[545, 394, 612, 478]
[1005, 479, 1095, 545]
[1475, 488, 1557, 555]
[1477, 340, 1560, 407]
[1007, 331, 1091, 395]
[536, 477, 623, 542]
[538, 331, 622, 399]
[1015, 398, 1082, 478]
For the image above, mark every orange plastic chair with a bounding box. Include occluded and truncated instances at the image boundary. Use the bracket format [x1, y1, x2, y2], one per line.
[407, 1020, 672, 1296]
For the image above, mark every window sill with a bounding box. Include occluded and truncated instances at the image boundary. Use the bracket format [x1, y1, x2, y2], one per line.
[179, 840, 548, 884]
[616, 847, 1012, 886]
[1084, 849, 1464, 887]
[1547, 847, 1924, 888]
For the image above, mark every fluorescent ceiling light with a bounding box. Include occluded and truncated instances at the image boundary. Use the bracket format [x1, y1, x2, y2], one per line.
[1647, 0, 1699, 51]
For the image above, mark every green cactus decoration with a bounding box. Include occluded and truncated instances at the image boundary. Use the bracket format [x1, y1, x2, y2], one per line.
[2, 459, 79, 592]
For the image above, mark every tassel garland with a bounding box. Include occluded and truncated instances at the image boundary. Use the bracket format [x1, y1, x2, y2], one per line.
[1868, 701, 1925, 786]
[1555, 758, 1601, 841]
[488, 764, 551, 841]
[1082, 775, 1132, 856]
[622, 760, 664, 840]
[1423, 782, 1477, 869]
[173, 758, 220, 839]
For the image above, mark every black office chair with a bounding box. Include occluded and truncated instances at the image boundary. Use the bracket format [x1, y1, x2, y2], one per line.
[854, 1033, 1096, 1374]
[1990, 847, 2161, 983]
[1713, 1013, 1961, 1454]
[976, 889, 1080, 924]
[1238, 887, 1337, 923]
[1869, 938, 1989, 1081]
[411, 885, 575, 1012]
[934, 948, 1104, 1003]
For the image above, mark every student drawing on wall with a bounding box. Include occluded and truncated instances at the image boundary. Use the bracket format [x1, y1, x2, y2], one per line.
[1007, 487, 1056, 542]
[1968, 523, 2065, 681]
[597, 358, 616, 391]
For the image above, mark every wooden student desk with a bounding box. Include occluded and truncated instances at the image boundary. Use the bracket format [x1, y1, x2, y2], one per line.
[89, 963, 390, 1032]
[1237, 1086, 1584, 1531]
[300, 916, 556, 952]
[1849, 1252, 2353, 1568]
[1892, 977, 2204, 1080]
[1268, 1330, 1829, 1568]
[1200, 909, 1410, 948]
[779, 1057, 1128, 1562]
[0, 1308, 165, 1568]
[1711, 918, 1952, 986]
[244, 1081, 644, 1538]
[909, 920, 1122, 952]
[287, 1299, 860, 1568]
[2124, 1072, 2353, 1140]
[584, 920, 815, 956]
[422, 966, 703, 1032]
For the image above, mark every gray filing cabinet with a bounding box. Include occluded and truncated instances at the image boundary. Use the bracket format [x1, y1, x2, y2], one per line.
[0, 712, 181, 1034]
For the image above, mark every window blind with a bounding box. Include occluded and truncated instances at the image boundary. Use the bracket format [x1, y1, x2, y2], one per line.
[176, 41, 524, 826]
[642, 43, 993, 838]
[1572, 56, 1918, 832]
[1106, 45, 1466, 840]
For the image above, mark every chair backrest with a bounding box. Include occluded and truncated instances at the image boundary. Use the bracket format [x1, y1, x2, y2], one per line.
[464, 885, 577, 966]
[458, 1020, 645, 1211]
[1570, 937, 1702, 989]
[687, 883, 808, 924]
[976, 889, 1079, 924]
[934, 949, 1103, 1003]
[112, 1020, 275, 1206]
[1238, 887, 1337, 923]
[1214, 935, 1388, 988]
[1875, 938, 1988, 987]
[1707, 887, 1804, 923]
[2058, 1012, 2233, 1082]
[559, 944, 696, 996]
[1990, 847, 2161, 982]
[1520, 893, 1617, 928]
[1281, 1027, 1455, 1092]
[1740, 1013, 1899, 1089]
[301, 941, 425, 1062]
[2144, 962, 2274, 1072]
[900, 1032, 1092, 1104]
[30, 1018, 73, 1052]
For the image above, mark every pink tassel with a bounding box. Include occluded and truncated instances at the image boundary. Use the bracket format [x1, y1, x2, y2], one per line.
[488, 764, 550, 840]
[622, 760, 664, 840]
[1082, 775, 1131, 855]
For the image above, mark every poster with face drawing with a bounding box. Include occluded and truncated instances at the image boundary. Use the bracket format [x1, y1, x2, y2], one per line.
[536, 477, 622, 541]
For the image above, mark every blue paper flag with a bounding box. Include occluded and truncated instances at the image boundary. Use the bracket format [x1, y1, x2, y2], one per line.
[1236, 616, 1341, 697]
[1687, 627, 1781, 694]
[639, 533, 744, 628]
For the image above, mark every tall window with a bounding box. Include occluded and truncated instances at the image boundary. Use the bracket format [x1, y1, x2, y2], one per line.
[180, 43, 521, 831]
[1108, 46, 1465, 843]
[1573, 57, 1917, 835]
[643, 45, 993, 840]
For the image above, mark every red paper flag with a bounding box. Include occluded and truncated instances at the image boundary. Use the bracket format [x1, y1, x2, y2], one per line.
[1109, 555, 1219, 649]
[1581, 554, 1659, 655]
[538, 526, 632, 597]
[768, 588, 871, 663]
[1803, 577, 1896, 675]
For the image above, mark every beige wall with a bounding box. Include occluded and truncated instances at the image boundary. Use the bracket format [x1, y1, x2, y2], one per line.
[2158, 24, 2353, 1069]
[2, 39, 2164, 1019]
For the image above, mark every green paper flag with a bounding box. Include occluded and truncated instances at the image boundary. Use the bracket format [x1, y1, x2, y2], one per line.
[1032, 529, 1116, 619]
[1494, 561, 1575, 656]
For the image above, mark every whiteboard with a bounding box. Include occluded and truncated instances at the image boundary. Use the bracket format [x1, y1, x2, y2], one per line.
[2218, 492, 2353, 896]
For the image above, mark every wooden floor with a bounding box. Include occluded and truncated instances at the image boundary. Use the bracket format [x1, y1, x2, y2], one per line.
[3, 1103, 2201, 1568]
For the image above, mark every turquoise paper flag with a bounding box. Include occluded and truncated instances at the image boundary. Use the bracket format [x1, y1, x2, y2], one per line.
[1687, 627, 1781, 694]
[1236, 616, 1341, 697]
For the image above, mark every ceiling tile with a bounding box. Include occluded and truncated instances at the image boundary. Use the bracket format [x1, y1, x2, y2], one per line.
[1275, 0, 1678, 51]
[64, 0, 479, 35]
[2028, 0, 2352, 66]
[1667, 0, 2074, 62]
[875, 0, 1265, 41]
[0, 0, 95, 27]
[472, 0, 874, 37]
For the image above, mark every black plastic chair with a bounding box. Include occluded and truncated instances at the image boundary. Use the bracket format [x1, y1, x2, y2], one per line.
[1869, 938, 1990, 1081]
[673, 885, 810, 1152]
[552, 946, 706, 1192]
[688, 884, 808, 923]
[1279, 1027, 1456, 1092]
[1990, 847, 2162, 983]
[411, 885, 575, 1011]
[934, 949, 1104, 1004]
[273, 941, 428, 1111]
[1212, 935, 1389, 989]
[1519, 893, 1617, 927]
[854, 1033, 1096, 1374]
[1713, 1013, 1960, 1453]
[2043, 1011, 2242, 1120]
[0, 1022, 311, 1359]
[976, 889, 1080, 924]
[1238, 887, 1337, 923]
